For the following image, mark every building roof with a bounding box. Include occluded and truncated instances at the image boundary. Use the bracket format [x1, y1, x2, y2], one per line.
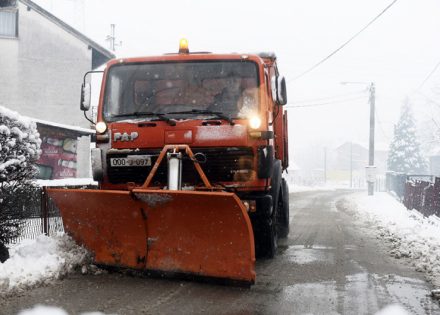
[33, 117, 94, 135]
[336, 141, 389, 152]
[19, 0, 115, 63]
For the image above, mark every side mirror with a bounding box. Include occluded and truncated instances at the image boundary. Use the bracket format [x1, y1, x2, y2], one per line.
[271, 76, 278, 104]
[276, 76, 287, 106]
[80, 83, 91, 111]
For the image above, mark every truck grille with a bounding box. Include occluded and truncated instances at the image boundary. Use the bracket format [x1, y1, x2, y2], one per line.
[106, 147, 254, 185]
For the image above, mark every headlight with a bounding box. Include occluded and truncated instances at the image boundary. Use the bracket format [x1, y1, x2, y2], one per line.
[95, 121, 107, 134]
[249, 116, 262, 129]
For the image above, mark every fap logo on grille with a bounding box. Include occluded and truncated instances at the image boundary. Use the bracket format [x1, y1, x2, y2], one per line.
[113, 132, 139, 142]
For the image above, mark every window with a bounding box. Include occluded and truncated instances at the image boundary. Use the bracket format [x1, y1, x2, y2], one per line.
[103, 61, 260, 122]
[0, 8, 18, 38]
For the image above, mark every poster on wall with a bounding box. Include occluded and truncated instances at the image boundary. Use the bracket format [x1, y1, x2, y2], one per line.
[36, 127, 79, 180]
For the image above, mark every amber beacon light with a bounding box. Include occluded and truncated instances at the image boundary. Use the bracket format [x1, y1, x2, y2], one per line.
[179, 38, 189, 54]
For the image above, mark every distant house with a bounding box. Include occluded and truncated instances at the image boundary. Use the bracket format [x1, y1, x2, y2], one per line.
[333, 142, 388, 174]
[0, 0, 114, 128]
[334, 142, 368, 172]
[428, 146, 440, 176]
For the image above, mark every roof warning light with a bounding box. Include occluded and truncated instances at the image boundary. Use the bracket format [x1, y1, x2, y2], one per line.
[179, 38, 189, 54]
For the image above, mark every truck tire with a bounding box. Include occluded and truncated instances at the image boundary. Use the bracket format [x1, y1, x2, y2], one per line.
[254, 206, 278, 259]
[254, 160, 282, 258]
[277, 178, 290, 238]
[269, 160, 282, 217]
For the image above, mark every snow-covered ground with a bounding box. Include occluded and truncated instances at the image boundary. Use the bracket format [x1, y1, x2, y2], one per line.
[339, 192, 440, 288]
[290, 184, 338, 192]
[17, 305, 112, 315]
[34, 178, 98, 187]
[0, 234, 93, 296]
[0, 189, 432, 315]
[289, 182, 362, 192]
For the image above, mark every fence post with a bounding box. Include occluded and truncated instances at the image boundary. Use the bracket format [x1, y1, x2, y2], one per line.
[435, 177, 440, 217]
[41, 186, 49, 236]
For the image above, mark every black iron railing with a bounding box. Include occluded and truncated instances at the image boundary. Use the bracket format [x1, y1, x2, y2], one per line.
[5, 184, 95, 244]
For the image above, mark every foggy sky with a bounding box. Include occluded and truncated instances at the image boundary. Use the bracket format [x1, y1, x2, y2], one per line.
[34, 0, 440, 160]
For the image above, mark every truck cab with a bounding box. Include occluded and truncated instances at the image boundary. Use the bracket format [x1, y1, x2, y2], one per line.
[82, 41, 290, 258]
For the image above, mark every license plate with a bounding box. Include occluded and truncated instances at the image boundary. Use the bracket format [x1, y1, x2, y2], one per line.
[110, 155, 152, 167]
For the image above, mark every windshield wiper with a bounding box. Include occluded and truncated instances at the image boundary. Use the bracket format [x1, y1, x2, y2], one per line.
[112, 111, 176, 126]
[167, 109, 235, 125]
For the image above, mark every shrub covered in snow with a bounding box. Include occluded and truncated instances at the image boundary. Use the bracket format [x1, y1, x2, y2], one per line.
[0, 105, 41, 248]
[0, 106, 41, 182]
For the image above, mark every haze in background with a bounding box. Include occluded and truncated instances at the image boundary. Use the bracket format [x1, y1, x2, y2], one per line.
[33, 0, 440, 177]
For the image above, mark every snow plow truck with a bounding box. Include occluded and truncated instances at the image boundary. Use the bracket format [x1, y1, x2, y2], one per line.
[47, 40, 290, 285]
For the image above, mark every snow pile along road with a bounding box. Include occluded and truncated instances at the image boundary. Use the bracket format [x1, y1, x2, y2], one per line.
[17, 304, 114, 315]
[339, 192, 440, 287]
[0, 234, 92, 295]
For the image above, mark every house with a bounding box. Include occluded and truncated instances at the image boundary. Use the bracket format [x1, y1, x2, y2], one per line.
[333, 142, 388, 174]
[0, 0, 114, 179]
[0, 0, 114, 128]
[333, 142, 368, 172]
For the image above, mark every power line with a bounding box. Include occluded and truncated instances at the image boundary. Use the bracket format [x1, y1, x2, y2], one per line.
[286, 96, 367, 108]
[417, 60, 440, 90]
[415, 90, 440, 108]
[290, 0, 399, 82]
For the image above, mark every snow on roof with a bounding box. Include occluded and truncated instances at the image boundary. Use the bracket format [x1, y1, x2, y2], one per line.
[32, 117, 95, 135]
[335, 141, 389, 152]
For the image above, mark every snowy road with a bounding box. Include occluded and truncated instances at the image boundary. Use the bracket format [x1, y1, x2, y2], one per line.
[1, 190, 440, 314]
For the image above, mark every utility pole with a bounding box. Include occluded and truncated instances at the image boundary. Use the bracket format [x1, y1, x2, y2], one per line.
[341, 81, 376, 195]
[350, 142, 353, 188]
[368, 83, 376, 195]
[106, 24, 122, 51]
[324, 147, 327, 185]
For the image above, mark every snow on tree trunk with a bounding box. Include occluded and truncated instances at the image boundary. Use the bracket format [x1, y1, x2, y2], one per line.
[0, 105, 42, 248]
[387, 99, 428, 174]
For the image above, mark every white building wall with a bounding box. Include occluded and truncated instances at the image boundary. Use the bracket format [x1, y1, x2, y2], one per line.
[0, 1, 92, 128]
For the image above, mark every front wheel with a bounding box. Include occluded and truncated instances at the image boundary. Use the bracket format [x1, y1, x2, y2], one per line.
[254, 206, 278, 259]
[277, 178, 290, 238]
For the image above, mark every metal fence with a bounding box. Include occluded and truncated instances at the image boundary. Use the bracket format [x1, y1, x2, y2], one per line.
[5, 185, 95, 245]
[386, 172, 440, 217]
[403, 177, 440, 217]
[5, 187, 64, 244]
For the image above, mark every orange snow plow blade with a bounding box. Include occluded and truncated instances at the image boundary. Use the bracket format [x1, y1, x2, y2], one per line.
[47, 188, 256, 284]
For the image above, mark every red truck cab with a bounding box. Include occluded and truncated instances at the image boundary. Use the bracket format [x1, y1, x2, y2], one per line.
[81, 41, 290, 258]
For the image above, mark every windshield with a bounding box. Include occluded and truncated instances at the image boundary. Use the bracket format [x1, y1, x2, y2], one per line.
[103, 61, 260, 121]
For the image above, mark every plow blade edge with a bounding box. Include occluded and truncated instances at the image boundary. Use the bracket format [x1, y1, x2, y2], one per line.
[47, 188, 256, 284]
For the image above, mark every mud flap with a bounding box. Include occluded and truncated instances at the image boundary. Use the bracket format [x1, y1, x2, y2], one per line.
[47, 188, 256, 284]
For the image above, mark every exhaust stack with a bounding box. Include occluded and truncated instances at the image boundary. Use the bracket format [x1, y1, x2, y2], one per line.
[167, 152, 182, 190]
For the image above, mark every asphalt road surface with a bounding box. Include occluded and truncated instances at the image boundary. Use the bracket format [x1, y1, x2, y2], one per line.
[2, 190, 439, 315]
